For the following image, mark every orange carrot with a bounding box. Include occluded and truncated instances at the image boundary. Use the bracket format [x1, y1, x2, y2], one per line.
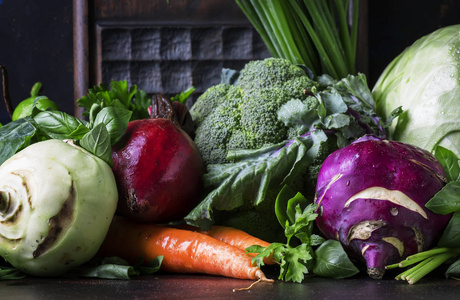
[176, 224, 276, 265]
[201, 226, 275, 265]
[98, 216, 273, 282]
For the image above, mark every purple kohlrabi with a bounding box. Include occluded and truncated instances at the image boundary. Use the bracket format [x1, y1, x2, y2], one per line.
[314, 135, 451, 279]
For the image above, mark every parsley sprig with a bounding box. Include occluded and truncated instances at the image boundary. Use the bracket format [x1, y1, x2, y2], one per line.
[246, 185, 358, 283]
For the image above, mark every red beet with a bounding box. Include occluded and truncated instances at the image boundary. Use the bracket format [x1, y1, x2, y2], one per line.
[112, 95, 204, 223]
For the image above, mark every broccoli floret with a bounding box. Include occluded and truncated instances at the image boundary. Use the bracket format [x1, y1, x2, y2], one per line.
[240, 88, 289, 148]
[189, 84, 231, 125]
[237, 57, 307, 91]
[282, 76, 318, 100]
[192, 57, 316, 166]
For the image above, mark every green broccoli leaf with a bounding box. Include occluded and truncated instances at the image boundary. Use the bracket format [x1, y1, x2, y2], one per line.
[184, 133, 324, 229]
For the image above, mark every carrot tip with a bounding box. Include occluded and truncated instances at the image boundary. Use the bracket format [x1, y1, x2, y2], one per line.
[232, 276, 274, 292]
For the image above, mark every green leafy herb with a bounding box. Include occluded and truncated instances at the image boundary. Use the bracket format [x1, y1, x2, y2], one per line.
[171, 86, 195, 104]
[0, 80, 142, 165]
[0, 265, 26, 280]
[313, 240, 359, 279]
[426, 182, 460, 215]
[80, 123, 112, 166]
[77, 80, 150, 121]
[434, 146, 460, 182]
[445, 259, 460, 279]
[246, 186, 322, 283]
[247, 185, 358, 282]
[33, 111, 88, 140]
[77, 256, 163, 280]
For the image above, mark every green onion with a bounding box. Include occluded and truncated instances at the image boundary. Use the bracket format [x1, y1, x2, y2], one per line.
[235, 0, 360, 79]
[387, 247, 460, 284]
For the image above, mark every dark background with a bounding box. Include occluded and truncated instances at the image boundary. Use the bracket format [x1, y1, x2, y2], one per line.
[0, 0, 459, 124]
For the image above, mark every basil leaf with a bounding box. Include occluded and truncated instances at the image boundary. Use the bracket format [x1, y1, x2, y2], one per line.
[0, 266, 26, 280]
[0, 118, 36, 165]
[434, 146, 460, 182]
[445, 259, 460, 279]
[137, 256, 163, 275]
[426, 181, 460, 215]
[80, 123, 112, 166]
[312, 240, 359, 279]
[34, 111, 87, 140]
[69, 123, 90, 140]
[93, 107, 132, 145]
[437, 211, 460, 248]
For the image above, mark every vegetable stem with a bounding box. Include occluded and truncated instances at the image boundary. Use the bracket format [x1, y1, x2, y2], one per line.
[236, 0, 359, 79]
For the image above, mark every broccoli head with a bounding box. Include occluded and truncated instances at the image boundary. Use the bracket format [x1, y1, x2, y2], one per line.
[189, 83, 232, 125]
[237, 57, 307, 91]
[192, 58, 318, 166]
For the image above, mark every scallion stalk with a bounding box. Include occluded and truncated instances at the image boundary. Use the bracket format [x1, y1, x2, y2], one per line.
[235, 0, 360, 79]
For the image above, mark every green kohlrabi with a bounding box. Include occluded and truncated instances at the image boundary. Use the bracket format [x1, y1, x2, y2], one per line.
[373, 24, 460, 157]
[0, 139, 118, 277]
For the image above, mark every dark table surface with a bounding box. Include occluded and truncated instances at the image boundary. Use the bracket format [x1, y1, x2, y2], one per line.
[1, 268, 460, 300]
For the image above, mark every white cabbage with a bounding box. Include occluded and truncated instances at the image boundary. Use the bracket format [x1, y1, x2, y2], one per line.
[373, 25, 460, 156]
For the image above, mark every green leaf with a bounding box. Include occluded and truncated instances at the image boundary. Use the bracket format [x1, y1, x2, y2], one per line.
[0, 118, 37, 165]
[313, 240, 359, 279]
[78, 256, 163, 279]
[275, 184, 298, 229]
[434, 146, 460, 182]
[69, 123, 90, 140]
[426, 181, 460, 215]
[171, 86, 196, 104]
[438, 211, 460, 248]
[34, 111, 88, 140]
[93, 107, 132, 145]
[80, 123, 112, 166]
[184, 135, 316, 229]
[137, 256, 163, 275]
[110, 80, 137, 108]
[280, 244, 311, 283]
[445, 259, 460, 279]
[277, 98, 319, 135]
[131, 89, 150, 120]
[247, 244, 280, 268]
[0, 266, 27, 280]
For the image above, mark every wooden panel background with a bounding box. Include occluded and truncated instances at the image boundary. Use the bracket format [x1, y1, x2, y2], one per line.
[1, 1, 460, 123]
